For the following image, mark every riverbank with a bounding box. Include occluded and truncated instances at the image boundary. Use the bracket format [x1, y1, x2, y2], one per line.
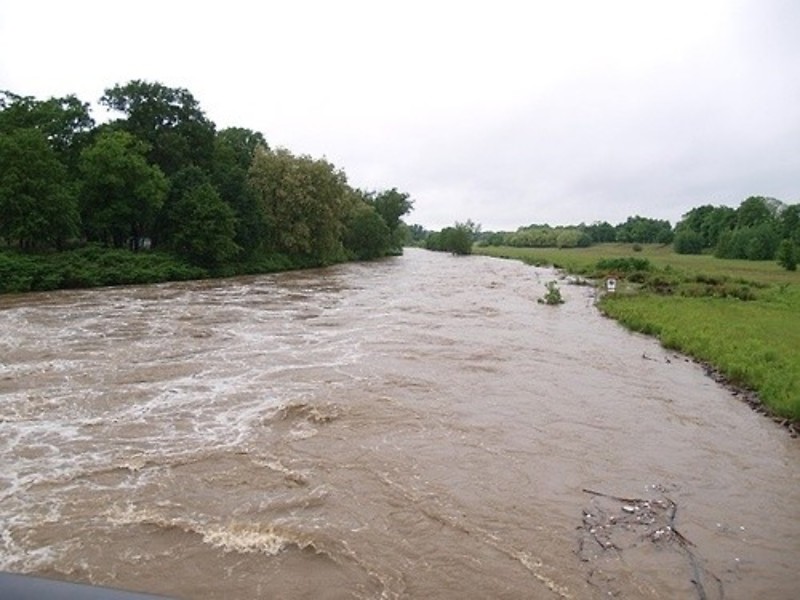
[476, 244, 800, 426]
[0, 246, 338, 294]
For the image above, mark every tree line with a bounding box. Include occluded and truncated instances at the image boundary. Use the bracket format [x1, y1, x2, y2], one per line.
[0, 81, 413, 268]
[673, 197, 799, 269]
[422, 196, 799, 270]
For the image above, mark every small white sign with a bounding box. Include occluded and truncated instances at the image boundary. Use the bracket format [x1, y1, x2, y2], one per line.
[606, 278, 617, 293]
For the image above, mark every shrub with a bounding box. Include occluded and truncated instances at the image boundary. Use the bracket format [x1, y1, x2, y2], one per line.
[595, 257, 652, 272]
[673, 230, 705, 254]
[777, 239, 797, 271]
[538, 281, 565, 305]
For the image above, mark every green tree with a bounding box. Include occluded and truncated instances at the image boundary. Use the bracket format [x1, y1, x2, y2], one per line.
[0, 90, 94, 169]
[776, 239, 797, 271]
[780, 204, 800, 245]
[156, 165, 212, 247]
[736, 196, 775, 228]
[426, 221, 476, 255]
[581, 221, 616, 243]
[0, 128, 79, 249]
[676, 205, 717, 248]
[405, 224, 429, 245]
[169, 182, 240, 266]
[100, 80, 216, 176]
[714, 197, 782, 260]
[211, 127, 268, 254]
[370, 188, 414, 251]
[343, 200, 392, 260]
[556, 228, 591, 248]
[673, 229, 704, 254]
[248, 147, 349, 264]
[702, 206, 737, 248]
[615, 216, 673, 244]
[79, 130, 168, 248]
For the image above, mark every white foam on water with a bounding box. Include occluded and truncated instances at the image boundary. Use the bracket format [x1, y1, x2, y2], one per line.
[106, 504, 311, 557]
[201, 523, 291, 556]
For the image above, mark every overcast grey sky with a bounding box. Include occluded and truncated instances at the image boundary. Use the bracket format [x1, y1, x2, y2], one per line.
[1, 0, 798, 230]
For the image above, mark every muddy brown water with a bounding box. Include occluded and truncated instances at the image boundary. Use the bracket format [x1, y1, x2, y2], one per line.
[1, 248, 798, 599]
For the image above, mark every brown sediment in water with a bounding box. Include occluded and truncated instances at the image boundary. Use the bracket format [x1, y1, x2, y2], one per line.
[0, 248, 798, 599]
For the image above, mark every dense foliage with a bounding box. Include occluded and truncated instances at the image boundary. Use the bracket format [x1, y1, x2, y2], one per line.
[673, 197, 799, 269]
[0, 82, 413, 289]
[424, 221, 478, 255]
[417, 196, 798, 271]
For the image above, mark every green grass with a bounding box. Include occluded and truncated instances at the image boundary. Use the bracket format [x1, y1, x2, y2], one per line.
[476, 244, 800, 420]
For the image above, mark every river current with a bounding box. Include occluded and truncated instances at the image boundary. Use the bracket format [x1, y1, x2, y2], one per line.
[1, 248, 798, 599]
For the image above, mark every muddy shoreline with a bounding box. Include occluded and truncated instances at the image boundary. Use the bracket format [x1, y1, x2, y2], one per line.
[692, 359, 800, 437]
[571, 272, 800, 439]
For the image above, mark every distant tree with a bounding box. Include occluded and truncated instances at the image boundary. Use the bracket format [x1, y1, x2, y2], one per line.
[676, 205, 717, 248]
[744, 222, 781, 260]
[673, 229, 705, 254]
[405, 224, 429, 245]
[715, 222, 780, 260]
[426, 221, 476, 255]
[581, 221, 616, 243]
[445, 225, 474, 255]
[556, 228, 591, 248]
[736, 196, 775, 228]
[368, 188, 414, 251]
[615, 216, 673, 244]
[780, 204, 800, 245]
[477, 231, 507, 246]
[100, 80, 216, 175]
[342, 200, 392, 260]
[169, 182, 240, 266]
[713, 197, 783, 260]
[676, 204, 737, 252]
[79, 130, 168, 248]
[0, 128, 79, 249]
[701, 206, 737, 248]
[776, 239, 797, 271]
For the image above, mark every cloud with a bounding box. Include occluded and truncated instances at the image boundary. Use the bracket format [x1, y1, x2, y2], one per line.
[1, 0, 798, 231]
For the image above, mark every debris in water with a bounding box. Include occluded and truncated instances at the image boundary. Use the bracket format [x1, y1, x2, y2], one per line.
[577, 487, 723, 600]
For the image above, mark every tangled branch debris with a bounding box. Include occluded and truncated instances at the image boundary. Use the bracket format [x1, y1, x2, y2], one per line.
[577, 487, 723, 600]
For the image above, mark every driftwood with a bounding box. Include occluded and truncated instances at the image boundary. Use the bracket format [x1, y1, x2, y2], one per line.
[577, 487, 723, 600]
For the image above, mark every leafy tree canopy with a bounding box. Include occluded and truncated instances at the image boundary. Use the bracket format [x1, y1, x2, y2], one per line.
[169, 182, 240, 266]
[248, 147, 349, 264]
[79, 129, 168, 248]
[736, 196, 779, 228]
[0, 90, 94, 166]
[100, 80, 215, 175]
[0, 128, 79, 249]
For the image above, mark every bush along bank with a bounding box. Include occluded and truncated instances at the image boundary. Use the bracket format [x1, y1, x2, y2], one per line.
[0, 246, 312, 294]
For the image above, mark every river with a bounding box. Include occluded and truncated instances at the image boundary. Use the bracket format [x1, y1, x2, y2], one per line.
[1, 248, 798, 599]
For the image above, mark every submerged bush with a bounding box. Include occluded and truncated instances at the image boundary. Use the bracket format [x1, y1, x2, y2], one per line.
[538, 281, 565, 305]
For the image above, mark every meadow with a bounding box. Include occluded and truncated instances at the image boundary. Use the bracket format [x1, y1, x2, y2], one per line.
[477, 244, 800, 421]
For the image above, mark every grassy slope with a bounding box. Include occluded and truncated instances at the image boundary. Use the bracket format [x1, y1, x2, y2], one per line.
[476, 244, 800, 420]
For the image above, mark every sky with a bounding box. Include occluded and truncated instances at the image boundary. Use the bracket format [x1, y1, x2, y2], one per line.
[1, 0, 798, 231]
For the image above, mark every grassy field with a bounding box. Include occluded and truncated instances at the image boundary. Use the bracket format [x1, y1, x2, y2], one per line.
[476, 244, 800, 421]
